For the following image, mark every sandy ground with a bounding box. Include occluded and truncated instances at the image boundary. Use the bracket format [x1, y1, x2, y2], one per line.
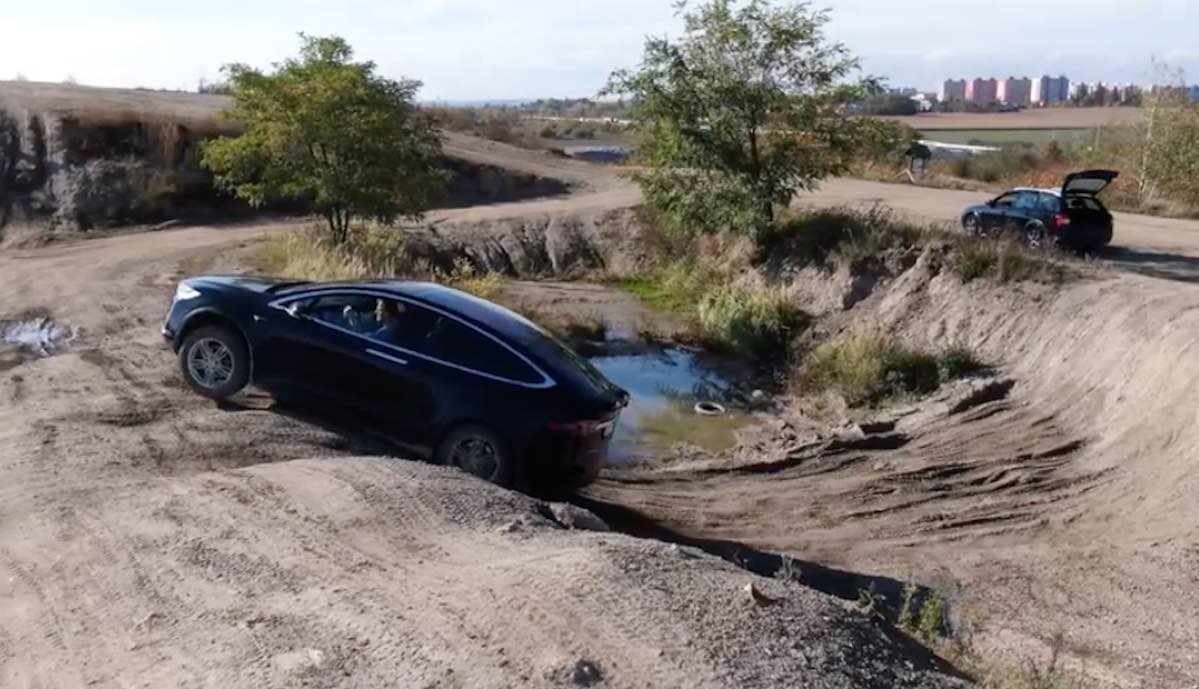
[0, 225, 972, 688]
[4, 124, 1199, 687]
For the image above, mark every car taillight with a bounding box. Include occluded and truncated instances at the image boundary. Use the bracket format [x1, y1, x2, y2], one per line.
[1053, 213, 1071, 230]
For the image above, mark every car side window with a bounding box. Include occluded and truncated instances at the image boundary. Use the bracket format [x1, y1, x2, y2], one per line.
[993, 192, 1019, 208]
[303, 294, 379, 333]
[397, 304, 541, 384]
[367, 299, 439, 347]
[1038, 193, 1061, 212]
[1014, 191, 1039, 210]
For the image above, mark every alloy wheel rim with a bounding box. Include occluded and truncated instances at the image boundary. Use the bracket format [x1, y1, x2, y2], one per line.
[187, 338, 234, 389]
[451, 438, 499, 481]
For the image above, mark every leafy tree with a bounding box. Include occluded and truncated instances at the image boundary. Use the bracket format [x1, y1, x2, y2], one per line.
[202, 34, 446, 243]
[605, 0, 876, 241]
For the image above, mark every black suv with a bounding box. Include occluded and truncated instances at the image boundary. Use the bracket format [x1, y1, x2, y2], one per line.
[961, 170, 1118, 251]
[162, 276, 628, 491]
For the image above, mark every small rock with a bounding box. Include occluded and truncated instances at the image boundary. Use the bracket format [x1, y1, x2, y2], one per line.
[571, 659, 603, 686]
[548, 503, 610, 532]
[856, 419, 897, 435]
[497, 521, 523, 534]
[744, 582, 779, 607]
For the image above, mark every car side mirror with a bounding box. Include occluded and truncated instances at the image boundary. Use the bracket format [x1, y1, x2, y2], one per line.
[986, 199, 997, 207]
[285, 302, 307, 319]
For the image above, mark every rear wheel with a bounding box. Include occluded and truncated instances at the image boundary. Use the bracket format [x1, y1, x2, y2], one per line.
[436, 425, 513, 487]
[179, 324, 250, 401]
[1024, 221, 1050, 250]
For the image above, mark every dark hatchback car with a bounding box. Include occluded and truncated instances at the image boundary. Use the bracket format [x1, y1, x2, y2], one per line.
[162, 276, 629, 491]
[961, 169, 1119, 251]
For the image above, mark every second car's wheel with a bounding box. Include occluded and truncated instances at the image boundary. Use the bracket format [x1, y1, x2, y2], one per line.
[179, 324, 250, 401]
[963, 214, 980, 236]
[436, 425, 513, 487]
[1024, 221, 1048, 250]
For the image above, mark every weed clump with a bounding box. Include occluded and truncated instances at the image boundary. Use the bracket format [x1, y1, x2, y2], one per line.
[696, 285, 808, 358]
[803, 330, 985, 407]
[952, 237, 1071, 284]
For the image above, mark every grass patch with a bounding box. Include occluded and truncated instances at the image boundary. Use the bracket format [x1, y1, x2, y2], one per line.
[696, 284, 808, 359]
[615, 257, 806, 362]
[802, 330, 984, 407]
[253, 226, 504, 299]
[952, 237, 1071, 284]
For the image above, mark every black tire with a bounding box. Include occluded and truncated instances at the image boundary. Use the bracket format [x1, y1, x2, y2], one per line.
[435, 424, 513, 487]
[962, 214, 980, 236]
[1024, 221, 1049, 250]
[178, 324, 250, 401]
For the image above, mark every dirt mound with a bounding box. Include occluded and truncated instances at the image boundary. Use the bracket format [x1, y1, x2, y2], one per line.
[588, 255, 1199, 687]
[0, 456, 969, 688]
[406, 207, 650, 278]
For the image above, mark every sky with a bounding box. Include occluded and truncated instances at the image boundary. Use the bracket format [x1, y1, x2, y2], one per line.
[2, 0, 1197, 100]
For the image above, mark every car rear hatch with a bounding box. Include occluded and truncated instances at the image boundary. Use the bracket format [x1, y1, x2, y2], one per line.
[1060, 170, 1117, 246]
[1062, 169, 1118, 196]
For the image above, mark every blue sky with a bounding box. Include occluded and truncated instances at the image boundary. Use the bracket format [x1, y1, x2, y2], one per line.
[2, 1, 1196, 99]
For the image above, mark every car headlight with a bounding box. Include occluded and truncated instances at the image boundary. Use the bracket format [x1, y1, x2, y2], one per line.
[174, 283, 202, 301]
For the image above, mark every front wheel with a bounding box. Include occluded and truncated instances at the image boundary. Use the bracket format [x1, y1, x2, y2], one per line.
[179, 324, 250, 401]
[436, 425, 513, 487]
[962, 214, 981, 236]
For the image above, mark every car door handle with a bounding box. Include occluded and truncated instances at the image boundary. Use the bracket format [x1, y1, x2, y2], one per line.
[366, 348, 409, 366]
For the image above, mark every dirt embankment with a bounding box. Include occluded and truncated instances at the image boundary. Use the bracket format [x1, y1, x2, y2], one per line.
[0, 83, 592, 245]
[587, 249, 1199, 688]
[0, 215, 971, 686]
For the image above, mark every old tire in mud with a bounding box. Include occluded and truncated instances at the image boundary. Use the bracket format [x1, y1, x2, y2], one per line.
[179, 324, 250, 401]
[436, 425, 513, 488]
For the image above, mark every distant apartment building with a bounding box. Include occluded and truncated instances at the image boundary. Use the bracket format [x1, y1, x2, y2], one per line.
[965, 78, 998, 103]
[938, 78, 966, 102]
[996, 77, 1032, 105]
[1032, 75, 1070, 105]
[1189, 85, 1199, 102]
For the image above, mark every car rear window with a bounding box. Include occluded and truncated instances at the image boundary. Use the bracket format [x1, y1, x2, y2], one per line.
[1064, 196, 1103, 212]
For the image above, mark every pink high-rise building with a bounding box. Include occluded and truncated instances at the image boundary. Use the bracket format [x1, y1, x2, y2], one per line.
[965, 78, 998, 103]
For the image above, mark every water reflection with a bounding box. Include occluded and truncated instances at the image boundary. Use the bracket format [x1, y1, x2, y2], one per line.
[589, 348, 755, 463]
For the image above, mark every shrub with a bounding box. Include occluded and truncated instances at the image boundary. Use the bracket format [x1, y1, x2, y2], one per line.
[441, 257, 503, 299]
[539, 124, 559, 139]
[937, 346, 986, 379]
[803, 331, 984, 407]
[696, 284, 808, 358]
[768, 205, 933, 264]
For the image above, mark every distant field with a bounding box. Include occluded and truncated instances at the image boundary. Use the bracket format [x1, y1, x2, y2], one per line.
[886, 107, 1142, 130]
[919, 128, 1099, 146]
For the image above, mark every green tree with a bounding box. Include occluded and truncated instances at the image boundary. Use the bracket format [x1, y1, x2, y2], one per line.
[605, 0, 874, 241]
[202, 34, 446, 243]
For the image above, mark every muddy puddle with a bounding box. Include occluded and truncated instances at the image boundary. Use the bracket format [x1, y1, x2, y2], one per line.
[0, 317, 76, 370]
[589, 348, 758, 463]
